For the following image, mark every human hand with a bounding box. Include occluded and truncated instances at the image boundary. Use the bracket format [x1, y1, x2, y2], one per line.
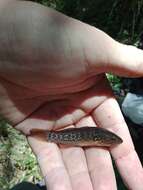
[0, 1, 143, 190]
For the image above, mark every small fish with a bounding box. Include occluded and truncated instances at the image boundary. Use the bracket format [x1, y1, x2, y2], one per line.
[30, 127, 123, 147]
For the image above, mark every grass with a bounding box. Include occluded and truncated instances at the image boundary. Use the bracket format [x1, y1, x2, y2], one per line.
[0, 120, 42, 190]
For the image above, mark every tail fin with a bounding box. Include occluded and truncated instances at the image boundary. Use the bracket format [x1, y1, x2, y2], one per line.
[29, 129, 48, 141]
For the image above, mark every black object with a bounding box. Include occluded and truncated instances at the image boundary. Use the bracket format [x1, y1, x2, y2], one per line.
[10, 181, 46, 190]
[138, 32, 143, 49]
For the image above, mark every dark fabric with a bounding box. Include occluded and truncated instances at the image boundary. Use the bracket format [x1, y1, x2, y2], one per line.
[36, 183, 47, 190]
[10, 182, 44, 190]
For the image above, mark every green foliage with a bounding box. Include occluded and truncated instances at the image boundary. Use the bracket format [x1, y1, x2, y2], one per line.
[1, 1, 143, 189]
[33, 0, 65, 9]
[106, 73, 122, 92]
[0, 121, 42, 190]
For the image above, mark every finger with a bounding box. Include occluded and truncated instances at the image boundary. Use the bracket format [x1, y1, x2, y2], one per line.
[92, 97, 143, 190]
[76, 116, 117, 190]
[15, 102, 56, 134]
[61, 124, 93, 190]
[27, 135, 72, 190]
[15, 100, 86, 134]
[105, 43, 143, 77]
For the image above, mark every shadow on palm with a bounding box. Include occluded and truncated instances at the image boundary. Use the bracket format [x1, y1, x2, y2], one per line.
[1, 75, 112, 135]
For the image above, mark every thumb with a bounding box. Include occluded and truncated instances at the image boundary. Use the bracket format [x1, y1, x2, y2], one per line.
[106, 42, 143, 77]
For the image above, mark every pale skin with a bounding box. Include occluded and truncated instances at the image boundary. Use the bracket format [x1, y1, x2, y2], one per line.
[0, 1, 143, 190]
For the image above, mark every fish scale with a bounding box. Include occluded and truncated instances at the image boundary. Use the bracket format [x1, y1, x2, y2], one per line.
[44, 127, 123, 147]
[30, 127, 123, 147]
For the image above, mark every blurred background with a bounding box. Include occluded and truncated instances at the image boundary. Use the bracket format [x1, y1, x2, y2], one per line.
[0, 0, 143, 189]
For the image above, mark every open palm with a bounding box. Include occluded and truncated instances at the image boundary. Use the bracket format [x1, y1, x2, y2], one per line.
[1, 74, 143, 190]
[0, 1, 143, 190]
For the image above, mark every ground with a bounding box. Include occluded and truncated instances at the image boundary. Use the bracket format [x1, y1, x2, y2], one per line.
[0, 121, 42, 190]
